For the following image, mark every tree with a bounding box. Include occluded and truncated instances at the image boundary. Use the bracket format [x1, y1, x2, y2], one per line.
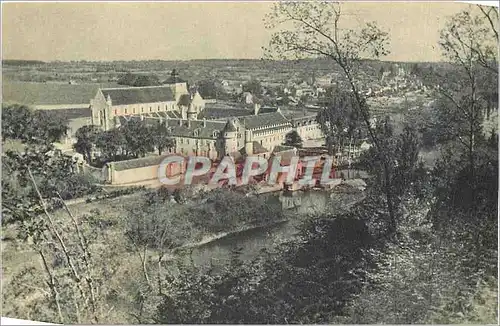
[264, 1, 402, 234]
[437, 5, 498, 184]
[2, 144, 106, 323]
[196, 79, 219, 99]
[35, 111, 69, 143]
[2, 104, 36, 141]
[95, 128, 127, 162]
[429, 5, 498, 250]
[74, 125, 100, 164]
[2, 104, 68, 144]
[151, 122, 176, 156]
[133, 74, 161, 87]
[242, 79, 262, 96]
[316, 85, 364, 155]
[283, 130, 303, 148]
[155, 213, 375, 324]
[117, 72, 137, 86]
[122, 119, 154, 158]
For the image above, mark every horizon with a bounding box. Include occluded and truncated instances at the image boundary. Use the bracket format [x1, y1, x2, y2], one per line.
[2, 57, 455, 64]
[2, 2, 477, 63]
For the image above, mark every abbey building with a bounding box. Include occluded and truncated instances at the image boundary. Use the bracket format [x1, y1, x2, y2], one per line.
[90, 70, 323, 160]
[90, 70, 205, 130]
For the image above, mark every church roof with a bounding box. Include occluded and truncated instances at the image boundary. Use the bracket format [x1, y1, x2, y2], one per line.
[238, 111, 291, 131]
[201, 107, 252, 119]
[100, 86, 175, 106]
[239, 141, 269, 155]
[178, 94, 191, 107]
[121, 115, 227, 140]
[258, 106, 280, 114]
[223, 120, 238, 133]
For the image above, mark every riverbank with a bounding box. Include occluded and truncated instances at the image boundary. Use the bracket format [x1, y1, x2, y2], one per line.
[2, 187, 365, 323]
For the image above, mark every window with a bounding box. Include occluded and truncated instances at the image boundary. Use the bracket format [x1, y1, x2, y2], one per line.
[213, 131, 219, 138]
[133, 108, 136, 114]
[125, 108, 128, 114]
[114, 109, 117, 115]
[142, 107, 144, 113]
[150, 107, 152, 112]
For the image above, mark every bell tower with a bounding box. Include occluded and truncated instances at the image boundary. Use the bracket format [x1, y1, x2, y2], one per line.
[168, 69, 188, 98]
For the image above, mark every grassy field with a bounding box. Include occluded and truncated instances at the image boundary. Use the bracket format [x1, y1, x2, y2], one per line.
[2, 81, 120, 106]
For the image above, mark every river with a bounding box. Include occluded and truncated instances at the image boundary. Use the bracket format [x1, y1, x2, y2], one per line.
[177, 189, 364, 269]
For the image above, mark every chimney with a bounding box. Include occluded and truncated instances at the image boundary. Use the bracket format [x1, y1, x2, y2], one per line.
[203, 118, 207, 128]
[254, 103, 261, 116]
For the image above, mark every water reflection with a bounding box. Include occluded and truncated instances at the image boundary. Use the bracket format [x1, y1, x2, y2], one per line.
[179, 189, 361, 268]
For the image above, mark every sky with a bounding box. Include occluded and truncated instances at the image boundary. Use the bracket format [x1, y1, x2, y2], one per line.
[1, 1, 483, 62]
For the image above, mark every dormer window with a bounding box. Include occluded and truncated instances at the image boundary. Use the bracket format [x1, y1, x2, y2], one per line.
[193, 129, 199, 137]
[213, 131, 219, 138]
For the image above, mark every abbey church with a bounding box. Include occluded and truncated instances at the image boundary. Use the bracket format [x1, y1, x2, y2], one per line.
[90, 69, 205, 130]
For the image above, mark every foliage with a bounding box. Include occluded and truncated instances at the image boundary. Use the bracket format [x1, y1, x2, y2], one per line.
[79, 119, 175, 165]
[126, 188, 285, 250]
[283, 130, 303, 148]
[117, 73, 161, 87]
[196, 79, 226, 99]
[74, 125, 100, 163]
[155, 214, 375, 324]
[95, 128, 127, 162]
[2, 104, 68, 144]
[316, 86, 364, 155]
[242, 79, 262, 96]
[2, 146, 100, 228]
[264, 1, 404, 236]
[151, 121, 176, 155]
